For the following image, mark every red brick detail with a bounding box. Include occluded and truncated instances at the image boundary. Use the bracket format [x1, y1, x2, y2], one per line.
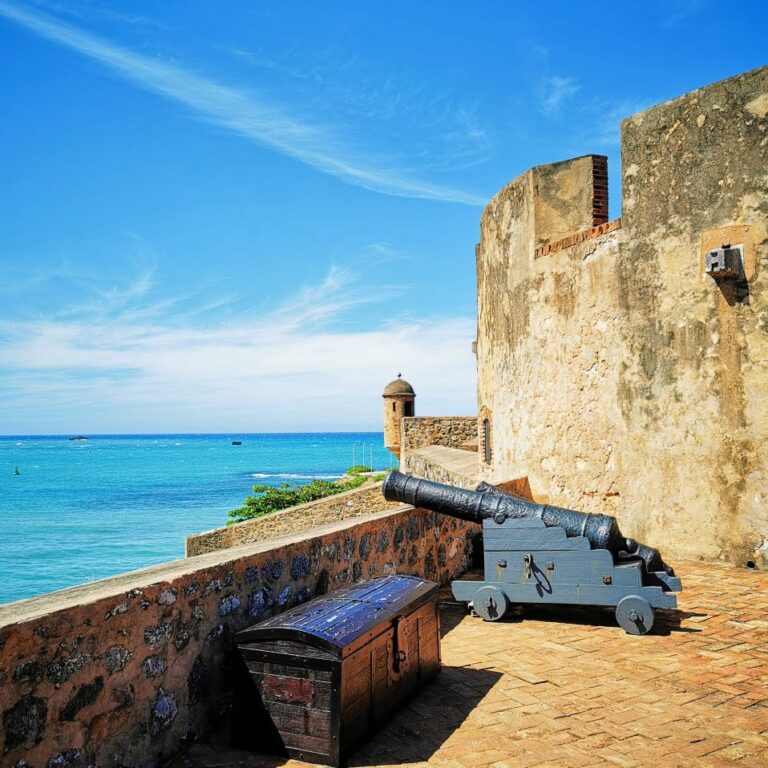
[592, 155, 609, 226]
[535, 218, 621, 259]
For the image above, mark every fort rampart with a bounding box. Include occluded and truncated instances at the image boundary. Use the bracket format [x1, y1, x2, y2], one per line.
[401, 417, 478, 456]
[0, 507, 479, 768]
[185, 482, 398, 556]
[473, 65, 768, 566]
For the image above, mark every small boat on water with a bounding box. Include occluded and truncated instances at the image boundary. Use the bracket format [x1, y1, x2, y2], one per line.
[69, 435, 89, 441]
[232, 440, 242, 446]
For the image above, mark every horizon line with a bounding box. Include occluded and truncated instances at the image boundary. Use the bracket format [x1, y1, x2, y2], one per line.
[1, 430, 393, 437]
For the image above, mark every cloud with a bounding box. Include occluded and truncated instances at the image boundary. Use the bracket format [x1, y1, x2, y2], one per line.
[0, 1, 486, 205]
[231, 46, 494, 173]
[266, 265, 404, 331]
[26, 0, 173, 30]
[538, 75, 580, 116]
[662, 0, 704, 27]
[0, 266, 477, 433]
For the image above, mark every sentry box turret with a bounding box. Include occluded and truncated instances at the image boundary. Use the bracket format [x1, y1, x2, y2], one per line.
[383, 472, 682, 635]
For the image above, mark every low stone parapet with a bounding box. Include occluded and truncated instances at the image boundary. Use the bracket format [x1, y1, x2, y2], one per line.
[186, 482, 398, 556]
[402, 446, 480, 488]
[0, 506, 479, 768]
[401, 416, 478, 456]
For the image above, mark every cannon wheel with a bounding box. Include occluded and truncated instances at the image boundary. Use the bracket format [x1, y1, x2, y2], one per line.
[615, 595, 655, 635]
[472, 585, 509, 622]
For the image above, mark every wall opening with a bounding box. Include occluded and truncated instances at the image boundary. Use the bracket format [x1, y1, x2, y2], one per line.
[404, 402, 414, 417]
[483, 418, 491, 464]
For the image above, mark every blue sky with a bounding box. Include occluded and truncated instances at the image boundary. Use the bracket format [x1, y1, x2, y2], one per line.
[1, 1, 765, 433]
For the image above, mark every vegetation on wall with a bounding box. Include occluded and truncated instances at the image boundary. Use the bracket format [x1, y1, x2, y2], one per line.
[347, 465, 387, 482]
[228, 468, 379, 523]
[345, 465, 372, 475]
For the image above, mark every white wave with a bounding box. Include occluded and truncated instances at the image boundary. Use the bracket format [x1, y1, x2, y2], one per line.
[250, 472, 340, 480]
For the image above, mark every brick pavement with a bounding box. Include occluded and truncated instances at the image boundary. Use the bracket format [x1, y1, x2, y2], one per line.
[174, 560, 768, 768]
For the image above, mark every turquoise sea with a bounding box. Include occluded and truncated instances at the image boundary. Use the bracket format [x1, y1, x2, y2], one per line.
[0, 433, 394, 605]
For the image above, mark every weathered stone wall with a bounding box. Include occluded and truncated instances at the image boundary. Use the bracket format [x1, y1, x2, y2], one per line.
[532, 154, 607, 248]
[401, 450, 478, 489]
[401, 417, 478, 456]
[616, 66, 768, 567]
[186, 482, 399, 556]
[477, 224, 624, 508]
[476, 65, 768, 567]
[0, 507, 479, 768]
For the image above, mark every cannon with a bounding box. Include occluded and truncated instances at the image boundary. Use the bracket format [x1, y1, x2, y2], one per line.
[383, 471, 682, 635]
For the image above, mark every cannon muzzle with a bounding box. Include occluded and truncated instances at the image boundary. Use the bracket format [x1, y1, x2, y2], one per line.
[383, 471, 674, 575]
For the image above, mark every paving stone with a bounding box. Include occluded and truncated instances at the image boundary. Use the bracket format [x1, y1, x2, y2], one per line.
[170, 560, 768, 768]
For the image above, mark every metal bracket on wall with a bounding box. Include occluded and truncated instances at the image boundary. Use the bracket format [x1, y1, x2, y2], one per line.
[705, 243, 744, 280]
[701, 225, 754, 306]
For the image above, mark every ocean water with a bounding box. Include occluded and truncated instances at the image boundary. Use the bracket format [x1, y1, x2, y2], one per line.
[0, 433, 395, 605]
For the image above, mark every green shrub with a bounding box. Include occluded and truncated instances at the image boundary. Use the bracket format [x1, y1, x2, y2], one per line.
[228, 474, 367, 523]
[342, 475, 367, 491]
[345, 465, 372, 476]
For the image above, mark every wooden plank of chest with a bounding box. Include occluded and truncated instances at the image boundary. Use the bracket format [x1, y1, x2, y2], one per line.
[280, 731, 332, 754]
[403, 611, 419, 663]
[255, 672, 332, 709]
[247, 660, 333, 682]
[416, 606, 440, 677]
[259, 700, 332, 736]
[371, 632, 390, 704]
[341, 645, 373, 708]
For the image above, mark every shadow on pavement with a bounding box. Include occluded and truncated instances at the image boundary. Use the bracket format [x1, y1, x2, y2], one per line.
[349, 665, 502, 766]
[170, 664, 501, 768]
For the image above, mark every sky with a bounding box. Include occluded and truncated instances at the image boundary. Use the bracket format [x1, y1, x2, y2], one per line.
[1, 1, 766, 434]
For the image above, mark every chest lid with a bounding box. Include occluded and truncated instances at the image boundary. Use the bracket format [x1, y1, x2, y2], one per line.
[235, 575, 437, 657]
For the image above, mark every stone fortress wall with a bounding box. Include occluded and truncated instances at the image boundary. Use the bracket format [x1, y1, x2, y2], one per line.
[398, 418, 479, 488]
[186, 482, 399, 556]
[470, 65, 768, 567]
[0, 506, 479, 768]
[402, 449, 477, 489]
[401, 417, 478, 456]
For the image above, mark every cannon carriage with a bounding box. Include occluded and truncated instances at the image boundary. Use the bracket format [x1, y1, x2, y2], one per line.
[383, 472, 682, 635]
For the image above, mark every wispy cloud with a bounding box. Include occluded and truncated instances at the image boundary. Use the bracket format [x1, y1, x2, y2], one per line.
[538, 75, 580, 116]
[0, 1, 486, 205]
[27, 0, 173, 30]
[231, 47, 494, 174]
[267, 265, 403, 331]
[0, 266, 475, 433]
[662, 0, 704, 27]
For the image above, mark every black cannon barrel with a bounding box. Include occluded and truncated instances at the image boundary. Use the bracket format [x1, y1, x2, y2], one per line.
[383, 471, 673, 575]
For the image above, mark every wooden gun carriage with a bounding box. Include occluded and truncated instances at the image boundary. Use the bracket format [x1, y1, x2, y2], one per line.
[383, 472, 682, 635]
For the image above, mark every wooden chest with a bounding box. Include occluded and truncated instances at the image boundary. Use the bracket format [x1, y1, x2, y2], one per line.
[233, 575, 440, 766]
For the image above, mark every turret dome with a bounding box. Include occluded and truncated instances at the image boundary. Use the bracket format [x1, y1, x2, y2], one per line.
[383, 375, 416, 397]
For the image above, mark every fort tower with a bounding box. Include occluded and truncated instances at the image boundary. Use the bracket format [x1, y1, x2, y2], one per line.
[382, 375, 415, 458]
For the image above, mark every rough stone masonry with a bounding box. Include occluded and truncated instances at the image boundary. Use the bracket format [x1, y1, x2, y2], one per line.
[463, 66, 768, 568]
[0, 506, 479, 768]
